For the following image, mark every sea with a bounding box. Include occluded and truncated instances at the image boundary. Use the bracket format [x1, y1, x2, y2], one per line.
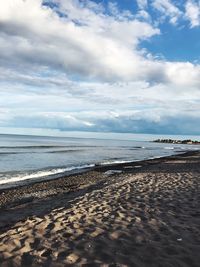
[0, 134, 199, 189]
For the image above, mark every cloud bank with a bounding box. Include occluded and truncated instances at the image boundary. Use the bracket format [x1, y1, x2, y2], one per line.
[0, 0, 200, 135]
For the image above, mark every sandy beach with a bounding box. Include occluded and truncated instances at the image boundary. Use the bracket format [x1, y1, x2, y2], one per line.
[0, 151, 200, 267]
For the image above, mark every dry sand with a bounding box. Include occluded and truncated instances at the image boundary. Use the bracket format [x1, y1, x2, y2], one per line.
[0, 151, 200, 267]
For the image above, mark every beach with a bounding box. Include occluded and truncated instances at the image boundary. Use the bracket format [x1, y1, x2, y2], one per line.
[0, 151, 200, 267]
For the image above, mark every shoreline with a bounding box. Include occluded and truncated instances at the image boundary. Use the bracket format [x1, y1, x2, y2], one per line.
[0, 149, 194, 191]
[0, 150, 200, 266]
[0, 150, 198, 211]
[0, 150, 199, 221]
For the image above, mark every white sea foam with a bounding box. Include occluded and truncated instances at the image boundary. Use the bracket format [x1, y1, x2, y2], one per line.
[0, 164, 95, 185]
[100, 159, 135, 166]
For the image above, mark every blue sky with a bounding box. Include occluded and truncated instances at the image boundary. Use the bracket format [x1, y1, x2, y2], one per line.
[0, 0, 200, 136]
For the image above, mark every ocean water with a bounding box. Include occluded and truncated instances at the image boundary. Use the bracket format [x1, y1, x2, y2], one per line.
[0, 134, 199, 188]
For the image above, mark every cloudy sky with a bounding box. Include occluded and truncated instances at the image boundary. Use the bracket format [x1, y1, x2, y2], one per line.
[0, 0, 200, 136]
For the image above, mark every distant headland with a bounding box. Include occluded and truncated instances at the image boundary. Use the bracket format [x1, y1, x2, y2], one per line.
[153, 139, 200, 145]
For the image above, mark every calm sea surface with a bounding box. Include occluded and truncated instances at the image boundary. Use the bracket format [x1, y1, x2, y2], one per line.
[0, 134, 199, 188]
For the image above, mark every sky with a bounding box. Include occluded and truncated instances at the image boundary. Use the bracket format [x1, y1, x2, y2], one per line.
[0, 0, 200, 136]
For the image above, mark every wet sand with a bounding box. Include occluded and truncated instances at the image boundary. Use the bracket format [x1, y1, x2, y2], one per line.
[0, 151, 200, 266]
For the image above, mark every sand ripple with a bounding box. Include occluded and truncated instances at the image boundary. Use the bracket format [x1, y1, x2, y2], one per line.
[0, 154, 200, 266]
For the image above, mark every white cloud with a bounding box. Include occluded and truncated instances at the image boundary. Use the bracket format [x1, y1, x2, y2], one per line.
[1, 0, 200, 86]
[136, 0, 148, 10]
[185, 0, 200, 27]
[0, 0, 159, 82]
[165, 61, 200, 87]
[152, 0, 182, 25]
